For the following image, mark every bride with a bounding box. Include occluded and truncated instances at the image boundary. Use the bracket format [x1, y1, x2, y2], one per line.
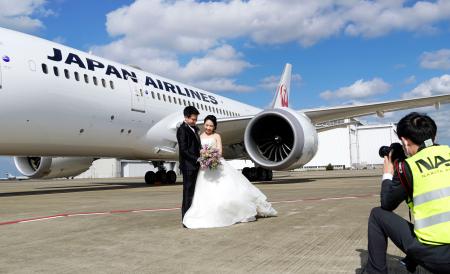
[183, 115, 277, 229]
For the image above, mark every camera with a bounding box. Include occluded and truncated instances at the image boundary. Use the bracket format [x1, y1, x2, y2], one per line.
[379, 142, 406, 162]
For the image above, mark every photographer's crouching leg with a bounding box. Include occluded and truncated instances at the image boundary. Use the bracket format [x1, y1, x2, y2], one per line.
[365, 207, 417, 274]
[400, 255, 417, 273]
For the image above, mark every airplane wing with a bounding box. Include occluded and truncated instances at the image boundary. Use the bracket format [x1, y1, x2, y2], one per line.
[301, 93, 450, 124]
[214, 93, 450, 146]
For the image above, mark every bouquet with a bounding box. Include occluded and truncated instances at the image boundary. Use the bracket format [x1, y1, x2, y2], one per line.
[198, 144, 221, 170]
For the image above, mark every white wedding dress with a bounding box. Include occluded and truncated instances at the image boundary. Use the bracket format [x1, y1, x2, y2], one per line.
[183, 137, 277, 229]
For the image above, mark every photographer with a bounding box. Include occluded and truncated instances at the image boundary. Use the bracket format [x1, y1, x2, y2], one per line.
[364, 112, 450, 274]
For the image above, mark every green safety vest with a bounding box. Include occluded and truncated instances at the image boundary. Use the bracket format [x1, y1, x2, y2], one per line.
[405, 145, 450, 245]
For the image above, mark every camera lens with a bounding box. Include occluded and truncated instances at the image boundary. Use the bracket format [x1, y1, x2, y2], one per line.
[379, 146, 391, 158]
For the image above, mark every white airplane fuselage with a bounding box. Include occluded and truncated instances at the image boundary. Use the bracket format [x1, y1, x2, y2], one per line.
[0, 27, 260, 160]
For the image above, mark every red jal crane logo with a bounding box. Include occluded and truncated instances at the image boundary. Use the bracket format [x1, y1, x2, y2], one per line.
[279, 84, 288, 107]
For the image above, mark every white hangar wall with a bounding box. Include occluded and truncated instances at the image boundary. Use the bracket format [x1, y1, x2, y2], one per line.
[304, 123, 399, 169]
[304, 127, 353, 168]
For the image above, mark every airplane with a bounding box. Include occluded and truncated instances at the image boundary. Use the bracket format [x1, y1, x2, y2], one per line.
[0, 26, 449, 184]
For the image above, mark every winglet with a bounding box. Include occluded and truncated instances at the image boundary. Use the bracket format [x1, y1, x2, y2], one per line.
[271, 63, 292, 109]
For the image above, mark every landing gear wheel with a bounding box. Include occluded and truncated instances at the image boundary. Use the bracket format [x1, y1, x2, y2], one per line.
[256, 167, 266, 181]
[166, 170, 177, 184]
[155, 170, 167, 184]
[242, 167, 251, 180]
[266, 169, 273, 181]
[248, 167, 258, 182]
[145, 171, 156, 185]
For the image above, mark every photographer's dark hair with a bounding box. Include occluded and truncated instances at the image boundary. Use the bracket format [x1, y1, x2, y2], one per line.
[204, 115, 217, 131]
[183, 106, 199, 117]
[396, 112, 437, 145]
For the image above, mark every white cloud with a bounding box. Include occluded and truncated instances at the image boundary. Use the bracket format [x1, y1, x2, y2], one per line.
[344, 0, 450, 38]
[0, 0, 51, 32]
[52, 36, 66, 45]
[179, 45, 251, 80]
[195, 78, 253, 93]
[420, 49, 450, 70]
[102, 1, 450, 51]
[403, 74, 450, 98]
[320, 78, 391, 100]
[91, 0, 450, 93]
[403, 75, 416, 85]
[259, 73, 302, 91]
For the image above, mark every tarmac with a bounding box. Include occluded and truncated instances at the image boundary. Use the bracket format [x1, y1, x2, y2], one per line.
[0, 169, 432, 273]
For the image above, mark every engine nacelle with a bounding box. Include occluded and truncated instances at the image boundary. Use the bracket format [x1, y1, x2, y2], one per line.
[14, 157, 94, 179]
[244, 108, 318, 170]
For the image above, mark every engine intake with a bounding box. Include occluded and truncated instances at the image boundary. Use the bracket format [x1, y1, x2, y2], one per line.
[14, 157, 94, 179]
[244, 108, 318, 170]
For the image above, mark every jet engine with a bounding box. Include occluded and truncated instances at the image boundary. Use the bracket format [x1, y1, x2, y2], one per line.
[14, 157, 94, 179]
[244, 108, 318, 170]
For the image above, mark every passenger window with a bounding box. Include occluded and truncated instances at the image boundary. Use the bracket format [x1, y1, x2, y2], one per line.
[74, 71, 80, 81]
[110, 81, 114, 89]
[84, 74, 89, 83]
[151, 91, 155, 99]
[183, 99, 187, 106]
[53, 66, 59, 77]
[64, 69, 70, 79]
[42, 64, 48, 74]
[168, 96, 172, 103]
[163, 94, 166, 101]
[178, 98, 182, 105]
[93, 76, 98, 86]
[101, 78, 106, 88]
[157, 93, 161, 100]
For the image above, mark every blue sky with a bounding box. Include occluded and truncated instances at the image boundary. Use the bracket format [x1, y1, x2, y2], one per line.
[1, 0, 450, 176]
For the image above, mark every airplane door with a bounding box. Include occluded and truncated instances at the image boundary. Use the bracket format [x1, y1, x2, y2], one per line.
[129, 82, 145, 113]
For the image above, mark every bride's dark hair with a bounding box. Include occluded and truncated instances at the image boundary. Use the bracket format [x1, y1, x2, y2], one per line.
[204, 115, 217, 131]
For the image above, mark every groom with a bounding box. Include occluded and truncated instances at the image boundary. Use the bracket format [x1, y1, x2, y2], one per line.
[176, 106, 201, 224]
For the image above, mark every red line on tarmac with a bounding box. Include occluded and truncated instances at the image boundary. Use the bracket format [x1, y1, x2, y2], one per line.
[0, 193, 378, 226]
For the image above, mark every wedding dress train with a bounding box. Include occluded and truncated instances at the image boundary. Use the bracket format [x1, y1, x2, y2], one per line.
[183, 137, 277, 229]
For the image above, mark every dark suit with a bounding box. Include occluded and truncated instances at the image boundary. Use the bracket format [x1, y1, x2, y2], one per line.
[176, 122, 201, 219]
